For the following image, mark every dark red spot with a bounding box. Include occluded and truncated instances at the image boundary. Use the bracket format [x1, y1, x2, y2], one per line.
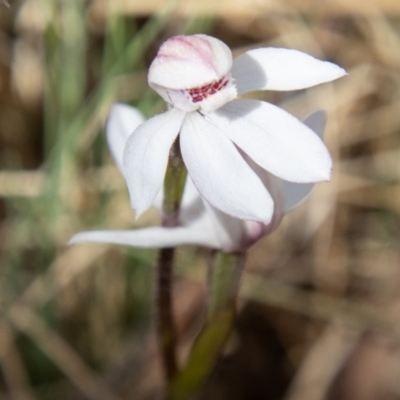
[187, 76, 229, 103]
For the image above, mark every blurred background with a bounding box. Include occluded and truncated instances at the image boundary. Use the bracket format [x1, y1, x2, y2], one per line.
[0, 0, 400, 399]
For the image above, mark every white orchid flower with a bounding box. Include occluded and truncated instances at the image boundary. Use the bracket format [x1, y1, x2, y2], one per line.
[70, 104, 327, 253]
[123, 34, 346, 224]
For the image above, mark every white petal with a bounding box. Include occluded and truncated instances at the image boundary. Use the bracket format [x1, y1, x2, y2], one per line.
[282, 109, 327, 211]
[123, 108, 186, 218]
[180, 112, 274, 223]
[201, 201, 246, 253]
[203, 155, 286, 252]
[232, 48, 346, 95]
[303, 109, 326, 139]
[242, 154, 285, 238]
[209, 100, 332, 183]
[282, 181, 315, 212]
[149, 34, 232, 90]
[106, 103, 145, 171]
[69, 224, 219, 249]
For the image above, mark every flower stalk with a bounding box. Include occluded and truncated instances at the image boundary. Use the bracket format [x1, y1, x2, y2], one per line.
[208, 252, 246, 318]
[162, 140, 188, 227]
[168, 251, 246, 399]
[156, 139, 187, 382]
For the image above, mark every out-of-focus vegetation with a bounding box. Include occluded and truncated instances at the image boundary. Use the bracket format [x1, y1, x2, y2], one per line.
[0, 0, 400, 399]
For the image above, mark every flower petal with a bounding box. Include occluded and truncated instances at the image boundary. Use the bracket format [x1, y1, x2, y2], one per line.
[149, 34, 232, 90]
[282, 110, 327, 211]
[180, 112, 274, 223]
[69, 224, 219, 249]
[202, 157, 287, 253]
[106, 103, 145, 171]
[282, 181, 315, 212]
[302, 109, 326, 140]
[209, 100, 332, 183]
[123, 108, 186, 218]
[232, 48, 346, 95]
[201, 201, 245, 252]
[242, 154, 285, 239]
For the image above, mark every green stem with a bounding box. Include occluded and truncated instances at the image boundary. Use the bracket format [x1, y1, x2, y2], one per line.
[162, 141, 188, 227]
[169, 252, 246, 399]
[208, 252, 246, 319]
[156, 141, 187, 383]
